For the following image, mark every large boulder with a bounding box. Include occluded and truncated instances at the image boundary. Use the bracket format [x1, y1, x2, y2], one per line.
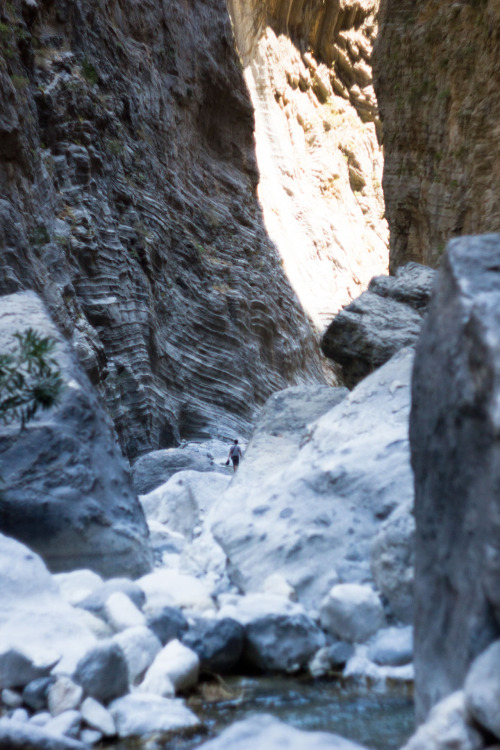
[182, 618, 244, 674]
[197, 714, 370, 750]
[0, 291, 152, 578]
[131, 446, 227, 495]
[212, 355, 414, 610]
[319, 584, 385, 643]
[321, 264, 435, 387]
[244, 613, 325, 673]
[410, 235, 500, 720]
[108, 693, 200, 738]
[400, 692, 482, 750]
[0, 533, 96, 678]
[139, 471, 231, 540]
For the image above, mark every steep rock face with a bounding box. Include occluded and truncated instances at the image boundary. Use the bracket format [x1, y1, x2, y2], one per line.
[374, 0, 500, 271]
[212, 349, 414, 610]
[410, 235, 500, 720]
[0, 0, 326, 459]
[0, 291, 153, 578]
[227, 0, 388, 327]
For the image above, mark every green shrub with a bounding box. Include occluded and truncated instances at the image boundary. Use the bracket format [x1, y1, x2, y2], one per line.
[0, 329, 63, 427]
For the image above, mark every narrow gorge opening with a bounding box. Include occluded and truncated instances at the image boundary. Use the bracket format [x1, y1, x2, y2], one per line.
[227, 0, 389, 330]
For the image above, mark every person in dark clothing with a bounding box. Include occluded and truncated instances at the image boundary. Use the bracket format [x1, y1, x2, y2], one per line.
[226, 439, 243, 471]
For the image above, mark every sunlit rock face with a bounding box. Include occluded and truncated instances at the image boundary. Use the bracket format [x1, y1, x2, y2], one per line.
[228, 0, 389, 328]
[0, 0, 328, 459]
[374, 0, 500, 271]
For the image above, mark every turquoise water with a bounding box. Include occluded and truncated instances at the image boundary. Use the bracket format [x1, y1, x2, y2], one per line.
[163, 676, 414, 749]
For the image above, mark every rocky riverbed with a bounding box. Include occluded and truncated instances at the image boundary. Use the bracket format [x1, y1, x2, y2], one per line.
[0, 283, 418, 749]
[3, 241, 500, 750]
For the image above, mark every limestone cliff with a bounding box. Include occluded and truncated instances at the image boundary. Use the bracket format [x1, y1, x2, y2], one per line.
[0, 0, 328, 459]
[228, 0, 388, 327]
[374, 0, 500, 271]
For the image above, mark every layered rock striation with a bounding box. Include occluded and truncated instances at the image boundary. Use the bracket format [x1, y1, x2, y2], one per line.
[0, 0, 327, 459]
[227, 0, 388, 327]
[374, 0, 500, 271]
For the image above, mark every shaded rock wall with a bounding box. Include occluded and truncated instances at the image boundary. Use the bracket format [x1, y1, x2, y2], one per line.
[0, 0, 326, 459]
[410, 235, 500, 720]
[374, 0, 500, 271]
[227, 0, 388, 327]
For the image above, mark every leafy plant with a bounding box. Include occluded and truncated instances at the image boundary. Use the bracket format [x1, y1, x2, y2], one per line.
[0, 329, 63, 427]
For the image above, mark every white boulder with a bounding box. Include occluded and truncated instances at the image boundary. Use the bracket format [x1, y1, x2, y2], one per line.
[464, 639, 500, 739]
[53, 571, 104, 607]
[80, 696, 116, 737]
[211, 354, 414, 610]
[139, 639, 199, 694]
[320, 584, 385, 643]
[104, 592, 146, 632]
[0, 534, 96, 679]
[109, 693, 200, 738]
[138, 569, 215, 612]
[140, 471, 230, 540]
[47, 677, 83, 716]
[196, 714, 369, 749]
[111, 626, 162, 685]
[401, 692, 482, 750]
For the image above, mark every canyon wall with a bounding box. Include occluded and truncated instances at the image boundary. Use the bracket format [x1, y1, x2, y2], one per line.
[374, 0, 500, 271]
[227, 0, 388, 327]
[0, 0, 328, 459]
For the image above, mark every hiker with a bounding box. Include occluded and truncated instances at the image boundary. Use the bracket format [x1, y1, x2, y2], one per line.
[226, 439, 243, 471]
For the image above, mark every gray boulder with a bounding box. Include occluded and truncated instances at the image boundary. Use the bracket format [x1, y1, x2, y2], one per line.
[132, 447, 226, 495]
[23, 678, 55, 712]
[368, 262, 436, 312]
[145, 606, 189, 646]
[410, 235, 500, 720]
[321, 292, 421, 388]
[0, 648, 54, 691]
[212, 355, 414, 610]
[197, 714, 370, 750]
[244, 614, 325, 673]
[321, 263, 435, 387]
[0, 291, 152, 578]
[182, 618, 244, 674]
[73, 642, 128, 703]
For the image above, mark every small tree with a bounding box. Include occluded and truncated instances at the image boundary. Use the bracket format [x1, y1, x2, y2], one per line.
[0, 329, 63, 427]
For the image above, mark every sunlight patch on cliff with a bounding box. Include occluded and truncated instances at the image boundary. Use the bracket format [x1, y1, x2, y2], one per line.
[227, 1, 388, 331]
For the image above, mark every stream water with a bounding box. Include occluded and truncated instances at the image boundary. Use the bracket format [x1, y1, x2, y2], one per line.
[127, 676, 414, 749]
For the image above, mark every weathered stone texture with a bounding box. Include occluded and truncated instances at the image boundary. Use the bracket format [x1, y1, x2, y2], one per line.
[410, 235, 500, 721]
[374, 0, 500, 271]
[0, 291, 152, 577]
[0, 0, 326, 460]
[227, 0, 388, 327]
